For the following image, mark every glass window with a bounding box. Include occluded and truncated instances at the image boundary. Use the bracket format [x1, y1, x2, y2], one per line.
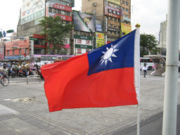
[25, 48, 27, 55]
[56, 9, 59, 14]
[58, 10, 61, 14]
[7, 50, 9, 56]
[61, 10, 65, 15]
[77, 39, 81, 44]
[52, 9, 56, 13]
[12, 50, 15, 55]
[108, 9, 112, 13]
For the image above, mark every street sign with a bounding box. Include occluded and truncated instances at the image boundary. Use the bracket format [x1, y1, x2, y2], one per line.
[29, 37, 37, 41]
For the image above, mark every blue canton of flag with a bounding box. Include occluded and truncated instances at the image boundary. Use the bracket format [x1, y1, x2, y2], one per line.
[88, 30, 136, 75]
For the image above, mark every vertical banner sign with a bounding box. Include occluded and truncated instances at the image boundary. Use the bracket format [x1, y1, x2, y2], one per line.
[96, 32, 105, 48]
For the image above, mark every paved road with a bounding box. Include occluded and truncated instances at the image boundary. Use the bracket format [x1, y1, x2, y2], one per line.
[110, 105, 180, 135]
[0, 75, 180, 135]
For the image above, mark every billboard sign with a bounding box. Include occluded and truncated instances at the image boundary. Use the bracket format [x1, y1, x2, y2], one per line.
[107, 0, 121, 5]
[74, 35, 93, 40]
[48, 2, 72, 12]
[21, 0, 45, 25]
[96, 32, 105, 48]
[48, 13, 72, 21]
[121, 23, 131, 35]
[105, 1, 121, 18]
[5, 40, 30, 50]
[73, 11, 95, 32]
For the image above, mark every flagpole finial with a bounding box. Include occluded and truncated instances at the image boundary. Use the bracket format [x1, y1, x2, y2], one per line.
[135, 24, 141, 28]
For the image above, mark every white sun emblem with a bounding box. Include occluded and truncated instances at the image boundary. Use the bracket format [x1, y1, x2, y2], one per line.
[100, 44, 119, 65]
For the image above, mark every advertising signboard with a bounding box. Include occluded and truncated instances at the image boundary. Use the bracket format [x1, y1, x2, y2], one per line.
[121, 23, 131, 35]
[96, 32, 105, 48]
[53, 14, 72, 21]
[5, 40, 30, 50]
[21, 0, 45, 25]
[107, 0, 121, 5]
[105, 1, 121, 18]
[74, 35, 93, 40]
[73, 11, 95, 32]
[49, 3, 72, 12]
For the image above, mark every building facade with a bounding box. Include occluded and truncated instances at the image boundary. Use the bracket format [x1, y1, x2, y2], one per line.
[158, 17, 180, 56]
[82, 0, 131, 43]
[72, 10, 94, 55]
[16, 0, 74, 57]
[158, 19, 167, 55]
[18, 0, 74, 37]
[4, 39, 30, 60]
[0, 41, 5, 60]
[120, 0, 131, 35]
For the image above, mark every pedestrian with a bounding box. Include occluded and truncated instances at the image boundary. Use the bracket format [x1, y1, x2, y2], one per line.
[142, 63, 148, 78]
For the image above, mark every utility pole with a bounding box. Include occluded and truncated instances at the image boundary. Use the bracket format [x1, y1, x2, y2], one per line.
[92, 2, 97, 49]
[162, 0, 180, 135]
[119, 0, 122, 37]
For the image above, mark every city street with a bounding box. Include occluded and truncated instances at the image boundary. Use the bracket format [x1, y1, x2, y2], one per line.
[0, 74, 180, 135]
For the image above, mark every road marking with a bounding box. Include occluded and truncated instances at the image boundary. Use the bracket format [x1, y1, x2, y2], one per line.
[0, 104, 19, 115]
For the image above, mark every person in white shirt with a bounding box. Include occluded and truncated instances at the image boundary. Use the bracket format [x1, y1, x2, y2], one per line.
[142, 63, 148, 78]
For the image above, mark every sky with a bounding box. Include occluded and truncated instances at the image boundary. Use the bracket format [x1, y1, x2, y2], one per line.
[0, 0, 168, 38]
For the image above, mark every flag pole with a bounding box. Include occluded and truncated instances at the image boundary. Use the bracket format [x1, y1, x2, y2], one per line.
[135, 24, 141, 135]
[162, 0, 180, 135]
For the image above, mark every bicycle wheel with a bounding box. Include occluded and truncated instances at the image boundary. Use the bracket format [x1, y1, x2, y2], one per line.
[1, 77, 9, 86]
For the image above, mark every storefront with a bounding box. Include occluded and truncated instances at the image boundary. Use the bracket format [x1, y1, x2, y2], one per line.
[5, 39, 30, 61]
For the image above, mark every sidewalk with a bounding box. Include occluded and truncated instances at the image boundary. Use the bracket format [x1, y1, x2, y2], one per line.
[0, 75, 180, 135]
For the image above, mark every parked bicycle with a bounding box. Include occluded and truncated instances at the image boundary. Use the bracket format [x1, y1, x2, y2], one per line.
[0, 73, 9, 86]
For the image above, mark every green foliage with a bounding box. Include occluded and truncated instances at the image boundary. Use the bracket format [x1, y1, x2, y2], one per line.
[140, 34, 159, 57]
[39, 16, 72, 54]
[6, 29, 14, 33]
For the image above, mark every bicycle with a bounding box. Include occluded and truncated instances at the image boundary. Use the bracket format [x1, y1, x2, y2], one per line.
[0, 73, 9, 86]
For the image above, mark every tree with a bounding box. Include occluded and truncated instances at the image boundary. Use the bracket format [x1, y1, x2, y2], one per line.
[140, 34, 159, 57]
[39, 16, 72, 54]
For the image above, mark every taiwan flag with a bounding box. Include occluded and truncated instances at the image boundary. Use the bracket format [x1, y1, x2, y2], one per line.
[41, 29, 140, 112]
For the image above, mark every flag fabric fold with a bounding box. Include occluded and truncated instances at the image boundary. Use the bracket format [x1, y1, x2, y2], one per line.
[41, 29, 140, 112]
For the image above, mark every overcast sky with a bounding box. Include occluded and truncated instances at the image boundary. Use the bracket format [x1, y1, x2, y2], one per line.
[0, 0, 168, 38]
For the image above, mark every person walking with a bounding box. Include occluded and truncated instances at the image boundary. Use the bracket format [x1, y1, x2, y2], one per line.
[142, 63, 148, 78]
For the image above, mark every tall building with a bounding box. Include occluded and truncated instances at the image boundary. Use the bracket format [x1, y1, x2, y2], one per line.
[82, 0, 131, 43]
[17, 0, 74, 37]
[158, 19, 167, 55]
[14, 0, 74, 60]
[120, 0, 131, 34]
[158, 16, 180, 56]
[72, 10, 94, 55]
